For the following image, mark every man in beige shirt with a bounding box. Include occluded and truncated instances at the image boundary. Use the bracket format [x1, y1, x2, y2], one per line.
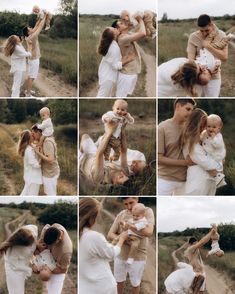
[108, 197, 155, 294]
[22, 14, 47, 97]
[187, 14, 228, 97]
[158, 99, 196, 195]
[31, 125, 60, 195]
[112, 17, 146, 97]
[37, 223, 73, 294]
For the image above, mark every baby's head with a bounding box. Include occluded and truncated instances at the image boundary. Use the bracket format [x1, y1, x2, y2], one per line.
[207, 114, 223, 136]
[120, 10, 130, 22]
[39, 265, 52, 281]
[216, 249, 224, 257]
[198, 69, 211, 85]
[32, 5, 40, 14]
[39, 107, 50, 120]
[131, 203, 146, 221]
[112, 99, 128, 117]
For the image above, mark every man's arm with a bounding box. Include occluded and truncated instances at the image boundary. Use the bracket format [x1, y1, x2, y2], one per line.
[191, 229, 214, 250]
[121, 18, 146, 43]
[127, 223, 154, 237]
[29, 15, 47, 39]
[203, 41, 228, 62]
[158, 154, 193, 167]
[52, 266, 67, 274]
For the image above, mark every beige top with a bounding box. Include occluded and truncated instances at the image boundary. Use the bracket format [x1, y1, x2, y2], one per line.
[109, 207, 154, 261]
[40, 223, 73, 271]
[184, 246, 204, 273]
[41, 137, 60, 178]
[158, 118, 186, 182]
[187, 24, 227, 80]
[26, 16, 46, 59]
[118, 33, 141, 74]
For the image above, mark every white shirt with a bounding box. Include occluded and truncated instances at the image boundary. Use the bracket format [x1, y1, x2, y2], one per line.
[98, 40, 122, 84]
[37, 118, 54, 136]
[102, 111, 134, 138]
[23, 145, 42, 185]
[79, 228, 120, 294]
[164, 262, 195, 293]
[128, 216, 148, 237]
[10, 44, 31, 73]
[4, 225, 38, 277]
[158, 57, 193, 97]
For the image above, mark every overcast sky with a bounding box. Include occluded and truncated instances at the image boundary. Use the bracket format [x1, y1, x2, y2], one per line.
[158, 197, 235, 232]
[0, 196, 77, 204]
[159, 0, 233, 20]
[0, 0, 60, 14]
[80, 0, 156, 15]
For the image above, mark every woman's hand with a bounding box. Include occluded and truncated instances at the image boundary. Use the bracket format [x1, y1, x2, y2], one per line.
[105, 120, 118, 135]
[32, 264, 40, 274]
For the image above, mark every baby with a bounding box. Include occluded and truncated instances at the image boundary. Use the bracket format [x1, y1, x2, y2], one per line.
[120, 10, 156, 39]
[31, 249, 56, 281]
[102, 99, 134, 162]
[113, 203, 148, 264]
[206, 224, 224, 258]
[32, 5, 52, 31]
[36, 107, 54, 146]
[201, 114, 226, 188]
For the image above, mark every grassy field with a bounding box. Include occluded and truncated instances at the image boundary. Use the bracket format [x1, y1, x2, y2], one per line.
[79, 99, 156, 195]
[79, 15, 156, 97]
[0, 123, 77, 196]
[159, 19, 235, 96]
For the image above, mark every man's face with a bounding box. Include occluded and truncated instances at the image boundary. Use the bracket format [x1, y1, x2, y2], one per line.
[199, 23, 213, 38]
[176, 103, 194, 121]
[31, 130, 41, 141]
[123, 198, 138, 213]
[112, 171, 129, 185]
[117, 20, 128, 32]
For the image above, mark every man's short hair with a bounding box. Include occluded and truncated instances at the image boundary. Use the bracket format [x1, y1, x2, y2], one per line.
[188, 237, 198, 244]
[43, 227, 61, 245]
[174, 98, 196, 109]
[31, 124, 42, 133]
[22, 26, 29, 37]
[197, 14, 211, 27]
[111, 20, 119, 28]
[119, 197, 138, 201]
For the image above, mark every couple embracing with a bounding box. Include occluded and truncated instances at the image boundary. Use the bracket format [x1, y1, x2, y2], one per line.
[158, 98, 226, 196]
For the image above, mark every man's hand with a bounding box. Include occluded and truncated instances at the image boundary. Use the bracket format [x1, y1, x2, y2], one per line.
[37, 241, 47, 252]
[32, 264, 40, 274]
[185, 155, 195, 166]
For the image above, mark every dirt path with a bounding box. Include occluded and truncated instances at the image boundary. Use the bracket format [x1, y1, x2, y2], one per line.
[205, 265, 234, 294]
[0, 52, 77, 97]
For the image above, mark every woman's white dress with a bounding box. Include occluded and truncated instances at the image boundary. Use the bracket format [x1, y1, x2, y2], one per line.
[183, 143, 222, 195]
[79, 228, 121, 294]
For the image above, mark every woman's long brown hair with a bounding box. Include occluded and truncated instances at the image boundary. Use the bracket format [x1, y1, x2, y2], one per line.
[171, 61, 198, 97]
[17, 130, 31, 157]
[79, 198, 100, 238]
[4, 35, 18, 56]
[0, 228, 35, 254]
[97, 28, 114, 56]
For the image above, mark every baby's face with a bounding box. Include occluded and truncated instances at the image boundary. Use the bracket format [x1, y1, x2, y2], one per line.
[216, 250, 224, 257]
[33, 8, 40, 13]
[198, 70, 211, 85]
[113, 101, 128, 116]
[40, 111, 49, 120]
[132, 209, 144, 221]
[207, 117, 221, 136]
[121, 11, 130, 21]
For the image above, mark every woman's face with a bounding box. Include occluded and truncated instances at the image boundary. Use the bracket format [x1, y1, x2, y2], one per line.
[109, 27, 119, 39]
[14, 35, 21, 44]
[200, 115, 208, 132]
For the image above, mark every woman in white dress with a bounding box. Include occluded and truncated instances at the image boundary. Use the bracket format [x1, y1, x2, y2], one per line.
[0, 224, 38, 294]
[97, 27, 133, 97]
[79, 198, 128, 294]
[158, 58, 210, 97]
[18, 130, 42, 196]
[181, 108, 222, 195]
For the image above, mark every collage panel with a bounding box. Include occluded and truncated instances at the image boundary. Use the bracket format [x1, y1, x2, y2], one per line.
[158, 0, 235, 98]
[0, 196, 77, 294]
[79, 196, 156, 294]
[158, 98, 235, 196]
[0, 0, 77, 98]
[158, 196, 235, 294]
[79, 0, 156, 98]
[79, 99, 156, 196]
[0, 99, 77, 196]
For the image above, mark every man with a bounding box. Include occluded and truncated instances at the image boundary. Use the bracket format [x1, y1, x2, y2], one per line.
[107, 197, 155, 294]
[37, 223, 73, 294]
[31, 125, 60, 195]
[187, 14, 228, 97]
[22, 14, 47, 97]
[158, 98, 196, 195]
[112, 17, 146, 97]
[184, 228, 215, 294]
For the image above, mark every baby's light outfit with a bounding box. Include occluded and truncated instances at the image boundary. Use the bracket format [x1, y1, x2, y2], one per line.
[31, 249, 56, 271]
[37, 118, 54, 137]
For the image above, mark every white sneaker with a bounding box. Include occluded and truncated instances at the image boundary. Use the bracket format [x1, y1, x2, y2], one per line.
[126, 258, 134, 265]
[45, 25, 50, 31]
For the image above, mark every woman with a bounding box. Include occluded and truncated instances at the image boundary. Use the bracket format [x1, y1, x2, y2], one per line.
[4, 35, 31, 97]
[79, 198, 128, 294]
[18, 130, 42, 196]
[181, 108, 221, 195]
[0, 224, 38, 294]
[158, 58, 211, 97]
[97, 27, 133, 97]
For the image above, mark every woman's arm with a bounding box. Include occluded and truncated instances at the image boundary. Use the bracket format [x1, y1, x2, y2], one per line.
[120, 127, 129, 175]
[27, 147, 41, 168]
[14, 45, 32, 58]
